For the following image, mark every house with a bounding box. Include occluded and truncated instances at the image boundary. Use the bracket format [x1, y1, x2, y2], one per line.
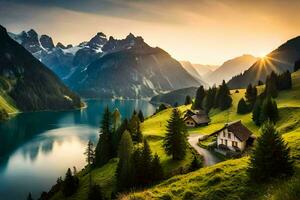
[211, 120, 254, 152]
[183, 109, 210, 127]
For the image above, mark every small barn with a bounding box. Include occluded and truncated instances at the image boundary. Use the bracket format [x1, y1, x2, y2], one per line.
[183, 109, 210, 127]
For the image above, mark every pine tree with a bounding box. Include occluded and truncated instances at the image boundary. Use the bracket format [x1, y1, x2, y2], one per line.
[215, 80, 232, 110]
[294, 59, 300, 72]
[128, 113, 143, 143]
[189, 155, 201, 171]
[248, 121, 294, 182]
[131, 147, 143, 186]
[192, 86, 205, 110]
[163, 108, 188, 160]
[112, 119, 128, 157]
[157, 104, 167, 112]
[265, 72, 278, 98]
[259, 97, 279, 124]
[138, 110, 145, 122]
[245, 84, 257, 108]
[95, 106, 112, 167]
[203, 86, 217, 112]
[237, 98, 249, 114]
[27, 193, 34, 200]
[257, 80, 264, 86]
[116, 131, 134, 191]
[84, 140, 95, 166]
[150, 154, 164, 182]
[62, 168, 79, 197]
[185, 95, 192, 105]
[140, 139, 153, 185]
[88, 184, 103, 200]
[252, 99, 262, 126]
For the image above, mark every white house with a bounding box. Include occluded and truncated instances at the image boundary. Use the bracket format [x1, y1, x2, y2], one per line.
[211, 120, 254, 152]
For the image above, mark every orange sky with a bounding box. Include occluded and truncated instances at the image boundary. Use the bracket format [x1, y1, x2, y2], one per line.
[1, 0, 300, 65]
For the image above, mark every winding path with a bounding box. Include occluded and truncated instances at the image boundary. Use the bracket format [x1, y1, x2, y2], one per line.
[188, 134, 221, 166]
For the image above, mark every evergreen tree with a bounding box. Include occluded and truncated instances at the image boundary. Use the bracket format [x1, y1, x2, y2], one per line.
[192, 86, 205, 110]
[27, 193, 34, 200]
[128, 113, 143, 143]
[259, 97, 279, 124]
[84, 140, 95, 166]
[62, 168, 79, 197]
[245, 84, 257, 108]
[116, 131, 134, 191]
[257, 80, 264, 86]
[237, 98, 249, 114]
[95, 106, 113, 167]
[88, 184, 103, 200]
[131, 147, 143, 186]
[163, 108, 188, 160]
[112, 119, 128, 157]
[140, 139, 153, 185]
[215, 80, 232, 110]
[265, 72, 278, 98]
[157, 104, 167, 112]
[203, 86, 217, 112]
[150, 154, 164, 182]
[138, 110, 145, 122]
[252, 99, 262, 126]
[248, 121, 294, 182]
[185, 95, 192, 105]
[294, 59, 300, 72]
[189, 155, 201, 171]
[277, 70, 292, 90]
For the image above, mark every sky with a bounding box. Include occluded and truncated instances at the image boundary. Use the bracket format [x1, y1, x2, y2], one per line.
[1, 0, 300, 65]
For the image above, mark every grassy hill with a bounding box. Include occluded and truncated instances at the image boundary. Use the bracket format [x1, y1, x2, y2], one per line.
[121, 70, 300, 200]
[51, 70, 300, 200]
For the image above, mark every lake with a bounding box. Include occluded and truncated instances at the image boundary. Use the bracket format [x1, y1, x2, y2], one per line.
[0, 99, 156, 200]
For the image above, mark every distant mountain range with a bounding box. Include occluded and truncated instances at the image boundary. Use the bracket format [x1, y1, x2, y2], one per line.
[205, 54, 258, 85]
[228, 36, 300, 88]
[180, 61, 219, 77]
[150, 87, 198, 106]
[0, 25, 81, 112]
[9, 30, 204, 99]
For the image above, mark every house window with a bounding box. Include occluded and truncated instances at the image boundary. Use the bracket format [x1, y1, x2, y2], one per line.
[187, 122, 190, 125]
[223, 131, 225, 137]
[221, 139, 223, 144]
[225, 140, 228, 146]
[228, 133, 231, 139]
[232, 141, 238, 147]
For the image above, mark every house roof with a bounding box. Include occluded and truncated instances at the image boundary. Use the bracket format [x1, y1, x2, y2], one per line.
[210, 120, 253, 142]
[184, 114, 210, 125]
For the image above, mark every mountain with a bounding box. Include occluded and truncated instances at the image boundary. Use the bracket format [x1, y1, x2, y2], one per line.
[204, 54, 258, 86]
[0, 25, 81, 111]
[180, 61, 219, 77]
[228, 36, 300, 88]
[67, 34, 201, 99]
[9, 30, 204, 99]
[179, 61, 207, 86]
[9, 30, 107, 80]
[150, 87, 198, 106]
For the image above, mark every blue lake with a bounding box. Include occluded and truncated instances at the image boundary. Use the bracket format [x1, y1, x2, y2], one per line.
[0, 99, 156, 200]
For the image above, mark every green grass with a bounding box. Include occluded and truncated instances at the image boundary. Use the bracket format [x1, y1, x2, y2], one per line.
[51, 159, 118, 200]
[121, 71, 300, 200]
[0, 93, 18, 114]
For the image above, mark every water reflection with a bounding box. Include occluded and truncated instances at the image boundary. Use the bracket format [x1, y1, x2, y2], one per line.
[0, 99, 155, 200]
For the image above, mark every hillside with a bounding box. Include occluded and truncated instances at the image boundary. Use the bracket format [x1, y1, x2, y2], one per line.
[228, 36, 300, 89]
[122, 70, 300, 200]
[0, 25, 81, 112]
[205, 54, 258, 86]
[150, 87, 198, 106]
[179, 61, 207, 85]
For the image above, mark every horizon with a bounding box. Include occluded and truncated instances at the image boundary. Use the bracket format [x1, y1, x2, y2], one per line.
[2, 1, 300, 65]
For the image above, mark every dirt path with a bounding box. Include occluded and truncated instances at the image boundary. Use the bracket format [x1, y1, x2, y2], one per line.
[188, 134, 222, 166]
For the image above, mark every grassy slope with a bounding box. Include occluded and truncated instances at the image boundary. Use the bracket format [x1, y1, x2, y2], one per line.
[0, 92, 18, 114]
[50, 104, 195, 199]
[123, 71, 300, 200]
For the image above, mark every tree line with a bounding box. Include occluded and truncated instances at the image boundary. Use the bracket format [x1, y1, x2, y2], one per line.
[185, 80, 232, 112]
[237, 70, 292, 126]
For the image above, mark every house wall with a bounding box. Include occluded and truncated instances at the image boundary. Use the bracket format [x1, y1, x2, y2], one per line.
[185, 119, 196, 127]
[217, 128, 246, 151]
